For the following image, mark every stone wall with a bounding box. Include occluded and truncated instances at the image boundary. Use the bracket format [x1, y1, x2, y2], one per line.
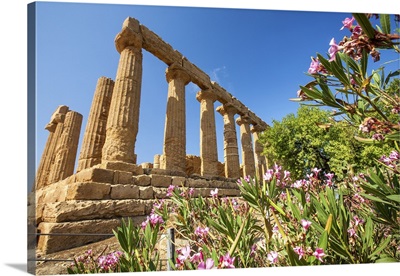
[32, 165, 240, 254]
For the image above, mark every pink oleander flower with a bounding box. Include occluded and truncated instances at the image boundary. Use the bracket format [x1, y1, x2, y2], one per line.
[305, 193, 311, 203]
[177, 245, 191, 264]
[328, 38, 342, 62]
[166, 184, 175, 197]
[313, 248, 325, 262]
[190, 251, 203, 263]
[351, 25, 362, 38]
[348, 227, 358, 238]
[195, 226, 210, 239]
[198, 258, 215, 269]
[231, 198, 239, 210]
[353, 215, 365, 226]
[244, 175, 251, 182]
[250, 244, 257, 256]
[301, 219, 312, 231]
[210, 188, 219, 198]
[188, 188, 195, 196]
[340, 17, 355, 30]
[148, 213, 164, 227]
[219, 253, 235, 268]
[389, 150, 399, 161]
[267, 251, 279, 264]
[308, 58, 320, 74]
[283, 170, 291, 180]
[353, 193, 365, 203]
[263, 169, 274, 181]
[293, 246, 305, 260]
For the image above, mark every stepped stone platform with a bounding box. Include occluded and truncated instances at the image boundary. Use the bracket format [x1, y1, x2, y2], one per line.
[30, 165, 240, 254]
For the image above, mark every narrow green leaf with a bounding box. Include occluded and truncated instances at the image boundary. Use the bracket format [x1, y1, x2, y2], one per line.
[375, 257, 398, 263]
[318, 230, 329, 251]
[386, 194, 400, 203]
[368, 236, 391, 258]
[353, 13, 376, 39]
[380, 14, 391, 34]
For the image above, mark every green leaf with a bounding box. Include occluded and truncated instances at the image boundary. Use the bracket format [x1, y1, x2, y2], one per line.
[386, 194, 400, 203]
[318, 230, 329, 251]
[375, 257, 398, 263]
[368, 236, 391, 258]
[353, 13, 376, 39]
[380, 14, 391, 34]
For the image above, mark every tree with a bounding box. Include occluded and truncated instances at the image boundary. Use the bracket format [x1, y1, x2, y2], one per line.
[259, 105, 391, 180]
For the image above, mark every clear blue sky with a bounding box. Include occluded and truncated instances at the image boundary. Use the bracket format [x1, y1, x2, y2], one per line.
[34, 2, 399, 172]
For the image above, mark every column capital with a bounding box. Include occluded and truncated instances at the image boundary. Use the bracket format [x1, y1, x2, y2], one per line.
[196, 89, 218, 103]
[236, 115, 251, 126]
[216, 103, 237, 116]
[115, 23, 143, 54]
[45, 105, 69, 132]
[166, 64, 191, 84]
[251, 124, 265, 133]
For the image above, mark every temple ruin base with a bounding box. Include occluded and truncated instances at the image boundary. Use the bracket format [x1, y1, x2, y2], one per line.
[30, 162, 240, 254]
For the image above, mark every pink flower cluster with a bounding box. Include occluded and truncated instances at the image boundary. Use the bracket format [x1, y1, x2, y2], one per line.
[141, 213, 164, 229]
[175, 245, 217, 270]
[97, 251, 123, 271]
[194, 226, 210, 240]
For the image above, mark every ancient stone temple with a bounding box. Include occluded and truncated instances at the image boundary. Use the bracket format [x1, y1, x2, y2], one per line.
[30, 17, 269, 255]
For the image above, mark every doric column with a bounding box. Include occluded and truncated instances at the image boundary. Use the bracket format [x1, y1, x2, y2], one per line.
[196, 89, 218, 176]
[77, 77, 114, 172]
[35, 105, 69, 189]
[161, 63, 191, 172]
[48, 111, 83, 184]
[251, 126, 266, 182]
[236, 115, 256, 178]
[153, 154, 161, 169]
[102, 17, 143, 166]
[216, 104, 240, 178]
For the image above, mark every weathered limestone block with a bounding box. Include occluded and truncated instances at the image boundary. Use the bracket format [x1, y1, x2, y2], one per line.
[192, 188, 213, 198]
[75, 167, 115, 183]
[211, 81, 233, 104]
[186, 178, 209, 188]
[135, 175, 151, 186]
[186, 155, 201, 176]
[151, 174, 172, 187]
[111, 184, 139, 199]
[182, 58, 211, 90]
[37, 219, 122, 254]
[140, 24, 182, 66]
[41, 183, 69, 204]
[66, 182, 111, 200]
[113, 170, 133, 184]
[153, 187, 167, 199]
[218, 189, 241, 197]
[139, 186, 154, 199]
[172, 176, 186, 187]
[77, 77, 114, 172]
[153, 154, 161, 169]
[98, 161, 143, 175]
[41, 199, 146, 223]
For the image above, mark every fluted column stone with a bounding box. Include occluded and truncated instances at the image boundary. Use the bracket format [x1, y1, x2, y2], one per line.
[196, 89, 218, 176]
[236, 115, 256, 178]
[35, 105, 69, 189]
[161, 64, 191, 173]
[216, 104, 240, 178]
[102, 17, 143, 167]
[251, 126, 266, 182]
[48, 111, 83, 183]
[77, 77, 114, 172]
